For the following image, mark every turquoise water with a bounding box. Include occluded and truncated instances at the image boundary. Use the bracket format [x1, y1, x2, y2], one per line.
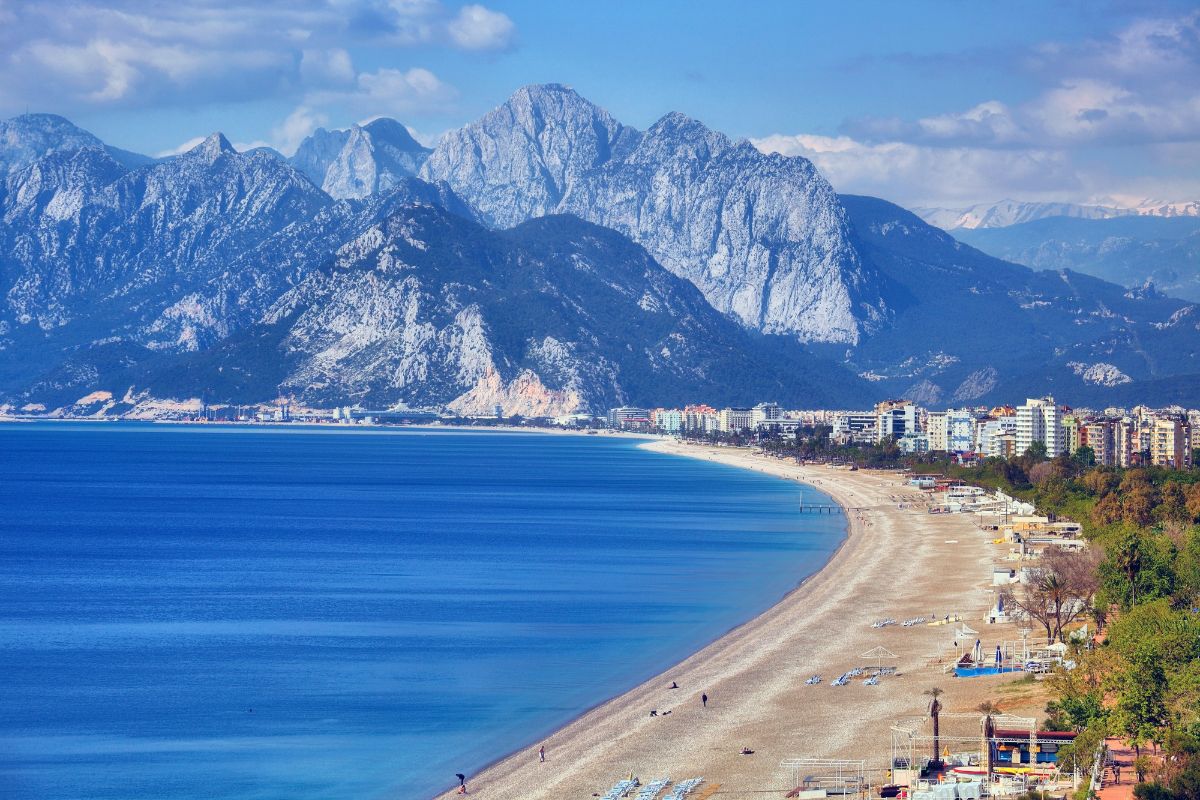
[0, 424, 845, 799]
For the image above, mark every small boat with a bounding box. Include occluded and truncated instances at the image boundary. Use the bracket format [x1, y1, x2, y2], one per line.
[805, 675, 821, 685]
[864, 676, 878, 686]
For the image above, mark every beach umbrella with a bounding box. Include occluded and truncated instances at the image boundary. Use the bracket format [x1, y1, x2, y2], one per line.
[995, 645, 1002, 666]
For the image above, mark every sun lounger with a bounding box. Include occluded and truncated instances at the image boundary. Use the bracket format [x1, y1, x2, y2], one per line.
[602, 779, 637, 799]
[666, 777, 704, 799]
[635, 778, 669, 800]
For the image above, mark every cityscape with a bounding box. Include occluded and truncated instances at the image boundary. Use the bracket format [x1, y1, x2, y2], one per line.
[604, 398, 1196, 469]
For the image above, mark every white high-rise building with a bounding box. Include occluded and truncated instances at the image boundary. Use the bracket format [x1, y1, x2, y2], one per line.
[1015, 397, 1064, 457]
[876, 400, 917, 443]
[926, 411, 948, 451]
[751, 402, 782, 430]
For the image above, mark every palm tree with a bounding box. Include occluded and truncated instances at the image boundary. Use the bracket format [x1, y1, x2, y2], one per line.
[977, 701, 999, 780]
[925, 687, 944, 767]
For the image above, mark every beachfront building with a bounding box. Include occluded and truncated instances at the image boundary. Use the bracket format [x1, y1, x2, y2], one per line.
[1114, 416, 1147, 466]
[832, 411, 877, 444]
[1061, 413, 1082, 456]
[718, 407, 753, 434]
[897, 432, 930, 454]
[876, 400, 917, 443]
[607, 406, 651, 430]
[947, 408, 982, 452]
[926, 411, 948, 452]
[682, 404, 719, 434]
[1016, 397, 1064, 457]
[1003, 515, 1085, 555]
[976, 416, 1018, 458]
[751, 402, 781, 430]
[653, 408, 683, 434]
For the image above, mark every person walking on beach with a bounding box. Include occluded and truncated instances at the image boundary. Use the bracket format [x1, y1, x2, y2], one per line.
[539, 744, 545, 763]
[701, 692, 708, 708]
[456, 773, 467, 794]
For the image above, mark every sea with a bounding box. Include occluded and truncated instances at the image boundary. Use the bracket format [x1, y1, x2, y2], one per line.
[0, 423, 845, 799]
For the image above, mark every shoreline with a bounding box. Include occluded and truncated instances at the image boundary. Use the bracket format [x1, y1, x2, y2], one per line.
[427, 438, 855, 798]
[432, 439, 1007, 800]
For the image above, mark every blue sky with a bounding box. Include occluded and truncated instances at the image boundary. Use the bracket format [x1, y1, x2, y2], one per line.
[1, 0, 1197, 207]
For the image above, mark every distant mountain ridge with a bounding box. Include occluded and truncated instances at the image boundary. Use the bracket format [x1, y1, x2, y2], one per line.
[953, 215, 1200, 303]
[913, 198, 1200, 231]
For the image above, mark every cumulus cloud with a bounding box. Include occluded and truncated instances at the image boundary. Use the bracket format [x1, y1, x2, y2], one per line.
[272, 106, 330, 155]
[307, 66, 458, 116]
[753, 134, 1082, 207]
[0, 1, 512, 112]
[760, 11, 1200, 207]
[447, 4, 516, 51]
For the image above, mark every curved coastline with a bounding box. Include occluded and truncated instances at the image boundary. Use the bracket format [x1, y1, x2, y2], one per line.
[425, 436, 850, 799]
[432, 438, 997, 800]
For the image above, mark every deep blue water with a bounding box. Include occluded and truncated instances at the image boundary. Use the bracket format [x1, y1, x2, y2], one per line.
[0, 423, 844, 799]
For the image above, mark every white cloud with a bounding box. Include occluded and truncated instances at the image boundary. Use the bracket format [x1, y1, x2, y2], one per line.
[753, 134, 1081, 208]
[272, 106, 329, 155]
[846, 12, 1200, 151]
[155, 136, 205, 158]
[801, 11, 1200, 206]
[447, 4, 515, 51]
[305, 66, 457, 117]
[300, 48, 356, 86]
[0, 1, 513, 112]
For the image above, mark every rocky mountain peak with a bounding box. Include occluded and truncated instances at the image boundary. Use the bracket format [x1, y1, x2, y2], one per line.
[288, 117, 431, 200]
[361, 118, 425, 152]
[188, 132, 236, 163]
[421, 86, 885, 343]
[1, 113, 106, 177]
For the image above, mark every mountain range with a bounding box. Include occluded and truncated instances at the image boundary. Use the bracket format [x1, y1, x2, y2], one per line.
[953, 216, 1200, 303]
[913, 199, 1200, 231]
[913, 199, 1200, 304]
[1, 87, 1199, 416]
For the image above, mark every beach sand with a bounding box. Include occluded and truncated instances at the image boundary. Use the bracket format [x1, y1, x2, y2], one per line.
[434, 440, 1031, 800]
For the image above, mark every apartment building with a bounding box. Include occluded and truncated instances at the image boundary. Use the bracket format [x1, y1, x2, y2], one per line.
[1016, 397, 1064, 457]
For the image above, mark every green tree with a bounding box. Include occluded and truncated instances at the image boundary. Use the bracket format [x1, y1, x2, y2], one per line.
[1100, 528, 1177, 609]
[1113, 644, 1169, 753]
[1074, 446, 1097, 469]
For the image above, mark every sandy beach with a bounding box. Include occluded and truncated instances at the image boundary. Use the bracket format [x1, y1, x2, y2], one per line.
[433, 439, 1035, 800]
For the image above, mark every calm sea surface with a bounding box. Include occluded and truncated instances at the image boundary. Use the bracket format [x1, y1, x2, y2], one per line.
[0, 423, 844, 799]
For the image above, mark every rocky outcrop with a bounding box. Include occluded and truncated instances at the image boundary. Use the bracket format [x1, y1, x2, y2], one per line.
[291, 118, 431, 200]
